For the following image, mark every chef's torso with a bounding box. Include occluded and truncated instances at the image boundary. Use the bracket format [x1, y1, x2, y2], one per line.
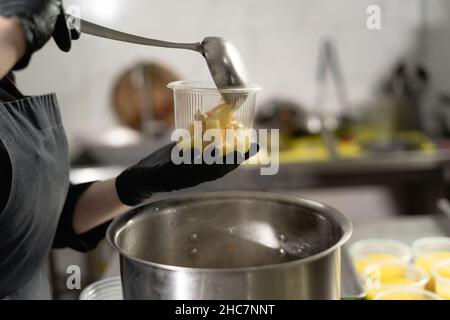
[0, 94, 70, 299]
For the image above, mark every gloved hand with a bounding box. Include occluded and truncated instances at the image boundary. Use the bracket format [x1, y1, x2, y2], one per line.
[0, 0, 76, 69]
[116, 143, 259, 206]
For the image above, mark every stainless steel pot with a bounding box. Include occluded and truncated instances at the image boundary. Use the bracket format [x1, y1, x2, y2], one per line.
[107, 192, 352, 300]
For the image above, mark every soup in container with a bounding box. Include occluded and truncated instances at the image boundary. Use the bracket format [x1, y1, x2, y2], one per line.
[432, 259, 450, 299]
[168, 81, 261, 156]
[413, 237, 450, 291]
[349, 239, 412, 276]
[361, 261, 428, 300]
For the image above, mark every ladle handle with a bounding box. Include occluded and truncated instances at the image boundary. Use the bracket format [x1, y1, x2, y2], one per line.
[72, 16, 202, 53]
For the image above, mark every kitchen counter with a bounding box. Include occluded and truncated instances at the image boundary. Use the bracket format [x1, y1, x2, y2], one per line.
[71, 149, 450, 184]
[71, 149, 450, 214]
[343, 208, 450, 299]
[349, 213, 450, 245]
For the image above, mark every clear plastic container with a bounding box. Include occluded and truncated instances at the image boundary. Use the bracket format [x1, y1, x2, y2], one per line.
[432, 259, 450, 299]
[361, 261, 429, 300]
[349, 238, 412, 275]
[167, 81, 261, 130]
[374, 288, 443, 300]
[79, 277, 123, 300]
[412, 237, 450, 290]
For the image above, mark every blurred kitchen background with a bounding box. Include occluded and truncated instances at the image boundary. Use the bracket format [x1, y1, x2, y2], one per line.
[13, 0, 450, 298]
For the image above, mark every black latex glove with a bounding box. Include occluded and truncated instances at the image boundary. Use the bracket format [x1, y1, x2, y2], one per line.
[0, 0, 74, 69]
[116, 143, 259, 206]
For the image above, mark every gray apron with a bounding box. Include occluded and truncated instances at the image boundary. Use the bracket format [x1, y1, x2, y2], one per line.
[0, 94, 70, 299]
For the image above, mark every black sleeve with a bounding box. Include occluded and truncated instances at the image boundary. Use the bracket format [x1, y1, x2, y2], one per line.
[52, 182, 113, 252]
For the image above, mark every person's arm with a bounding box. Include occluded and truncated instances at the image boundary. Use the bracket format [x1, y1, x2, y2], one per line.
[73, 143, 259, 233]
[72, 178, 130, 234]
[53, 180, 128, 252]
[54, 143, 258, 252]
[0, 16, 25, 78]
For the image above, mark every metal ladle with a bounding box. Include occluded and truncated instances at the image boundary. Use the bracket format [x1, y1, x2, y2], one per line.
[76, 18, 249, 106]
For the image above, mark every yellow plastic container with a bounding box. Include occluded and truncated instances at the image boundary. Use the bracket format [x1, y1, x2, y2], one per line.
[374, 288, 442, 300]
[361, 262, 429, 300]
[349, 239, 412, 275]
[413, 237, 450, 291]
[432, 259, 450, 300]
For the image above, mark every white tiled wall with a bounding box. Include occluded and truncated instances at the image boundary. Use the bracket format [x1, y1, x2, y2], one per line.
[13, 0, 450, 147]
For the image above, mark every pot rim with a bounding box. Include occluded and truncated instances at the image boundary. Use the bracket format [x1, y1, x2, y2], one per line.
[106, 191, 352, 273]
